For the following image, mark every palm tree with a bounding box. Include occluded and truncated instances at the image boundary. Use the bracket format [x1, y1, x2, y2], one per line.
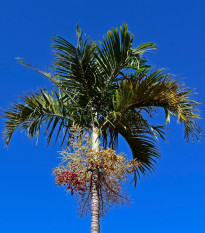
[2, 24, 201, 233]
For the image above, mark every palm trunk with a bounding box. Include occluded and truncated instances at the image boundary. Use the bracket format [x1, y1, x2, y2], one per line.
[91, 126, 100, 233]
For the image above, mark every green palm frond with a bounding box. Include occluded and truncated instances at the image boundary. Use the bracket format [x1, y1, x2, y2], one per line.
[100, 109, 165, 184]
[119, 128, 160, 185]
[94, 24, 156, 112]
[96, 23, 156, 81]
[96, 24, 134, 78]
[52, 26, 100, 97]
[112, 68, 201, 142]
[2, 89, 90, 147]
[51, 25, 108, 121]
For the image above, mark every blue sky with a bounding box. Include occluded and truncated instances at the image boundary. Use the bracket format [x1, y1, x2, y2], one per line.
[0, 0, 204, 232]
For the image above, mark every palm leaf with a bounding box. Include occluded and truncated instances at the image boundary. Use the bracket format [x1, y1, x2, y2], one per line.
[2, 89, 89, 147]
[100, 109, 164, 184]
[119, 128, 160, 185]
[52, 26, 100, 100]
[112, 69, 201, 142]
[95, 24, 156, 112]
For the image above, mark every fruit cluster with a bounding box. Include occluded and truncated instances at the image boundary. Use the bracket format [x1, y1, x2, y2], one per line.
[53, 126, 141, 217]
[55, 169, 86, 195]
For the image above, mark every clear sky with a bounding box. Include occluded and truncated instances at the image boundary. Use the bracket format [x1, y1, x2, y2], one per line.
[0, 0, 204, 232]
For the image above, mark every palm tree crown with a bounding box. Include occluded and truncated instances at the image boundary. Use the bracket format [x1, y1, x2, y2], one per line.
[2, 24, 201, 184]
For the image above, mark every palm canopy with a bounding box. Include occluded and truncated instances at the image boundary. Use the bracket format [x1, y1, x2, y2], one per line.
[2, 24, 201, 183]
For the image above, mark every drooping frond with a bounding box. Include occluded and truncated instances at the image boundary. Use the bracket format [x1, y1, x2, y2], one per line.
[112, 69, 201, 142]
[2, 89, 90, 147]
[100, 108, 166, 184]
[119, 128, 160, 185]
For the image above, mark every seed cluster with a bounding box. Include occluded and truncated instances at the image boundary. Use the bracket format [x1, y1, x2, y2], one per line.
[53, 126, 141, 217]
[55, 168, 86, 195]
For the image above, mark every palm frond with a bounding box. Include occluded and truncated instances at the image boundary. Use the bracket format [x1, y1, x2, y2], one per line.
[96, 24, 156, 77]
[96, 24, 133, 78]
[94, 24, 156, 112]
[2, 89, 90, 147]
[100, 109, 164, 184]
[119, 128, 160, 185]
[52, 26, 100, 98]
[112, 69, 201, 142]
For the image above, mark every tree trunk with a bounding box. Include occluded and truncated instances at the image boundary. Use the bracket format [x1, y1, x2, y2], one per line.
[91, 126, 100, 233]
